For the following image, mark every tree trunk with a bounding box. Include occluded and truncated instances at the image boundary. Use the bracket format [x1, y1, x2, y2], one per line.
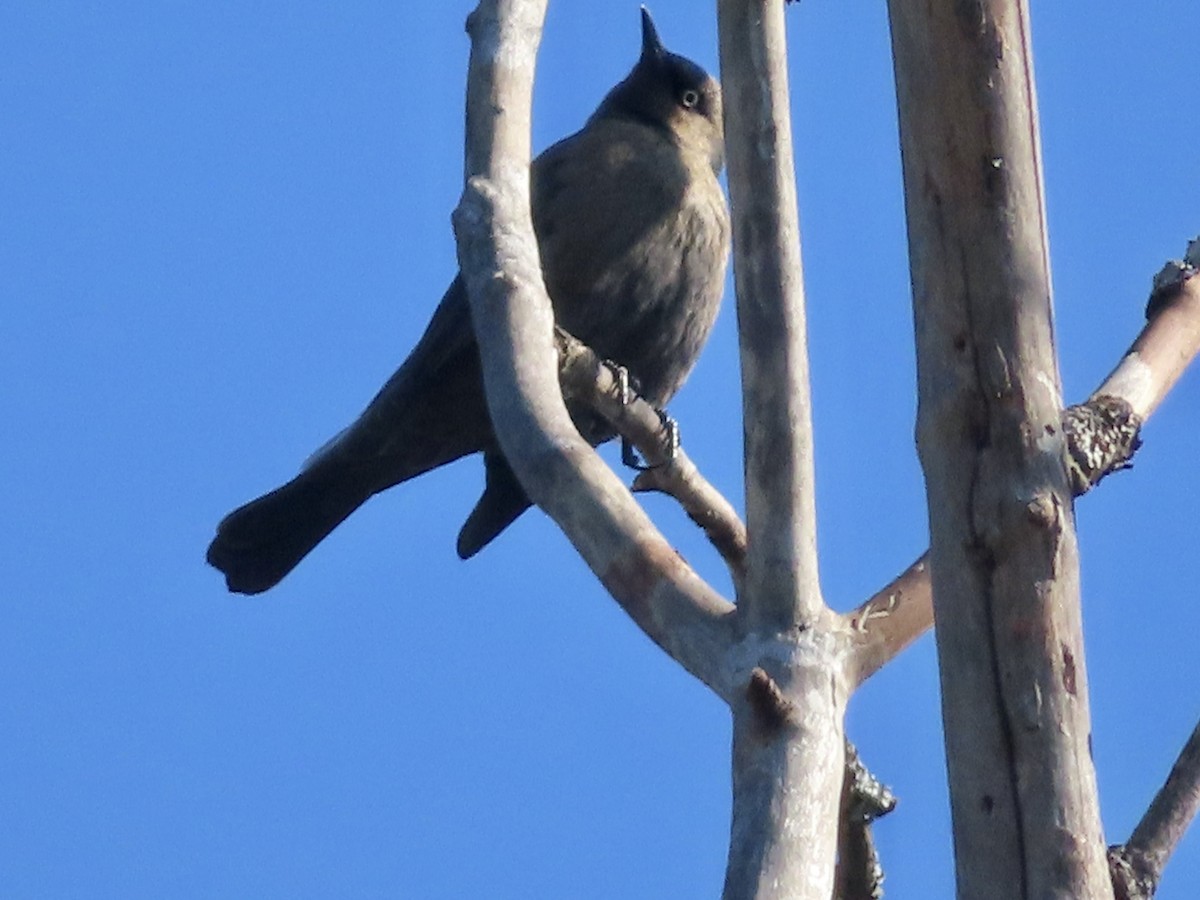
[888, 1, 1112, 895]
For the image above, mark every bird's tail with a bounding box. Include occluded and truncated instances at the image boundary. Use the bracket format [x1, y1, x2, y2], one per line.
[206, 463, 374, 595]
[456, 451, 533, 560]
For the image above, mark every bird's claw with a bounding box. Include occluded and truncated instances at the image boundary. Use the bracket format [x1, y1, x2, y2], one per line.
[660, 411, 680, 460]
[602, 359, 676, 471]
[603, 359, 634, 406]
[621, 409, 679, 471]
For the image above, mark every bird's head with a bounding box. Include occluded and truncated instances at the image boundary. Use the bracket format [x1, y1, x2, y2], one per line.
[592, 8, 724, 174]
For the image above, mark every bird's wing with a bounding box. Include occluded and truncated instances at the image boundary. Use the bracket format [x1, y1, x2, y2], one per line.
[302, 276, 489, 480]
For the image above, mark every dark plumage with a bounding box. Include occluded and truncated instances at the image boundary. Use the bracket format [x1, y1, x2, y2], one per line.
[207, 10, 730, 594]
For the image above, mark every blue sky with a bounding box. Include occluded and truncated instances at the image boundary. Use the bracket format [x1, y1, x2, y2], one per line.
[3, 2, 1197, 897]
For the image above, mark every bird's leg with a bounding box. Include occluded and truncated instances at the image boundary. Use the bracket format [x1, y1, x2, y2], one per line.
[600, 360, 638, 466]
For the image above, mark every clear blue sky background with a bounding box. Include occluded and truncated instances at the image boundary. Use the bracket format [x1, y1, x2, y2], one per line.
[3, 2, 1197, 897]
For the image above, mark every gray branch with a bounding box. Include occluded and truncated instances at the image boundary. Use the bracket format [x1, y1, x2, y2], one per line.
[553, 329, 748, 590]
[452, 0, 736, 698]
[1109, 720, 1200, 899]
[714, 1, 845, 896]
[1098, 238, 1200, 421]
[718, 0, 823, 631]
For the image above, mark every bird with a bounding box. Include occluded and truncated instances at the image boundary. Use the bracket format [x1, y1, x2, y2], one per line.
[207, 9, 730, 594]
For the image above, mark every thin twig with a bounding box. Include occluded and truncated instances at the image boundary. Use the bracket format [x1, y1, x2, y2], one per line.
[553, 329, 748, 590]
[1108, 720, 1200, 900]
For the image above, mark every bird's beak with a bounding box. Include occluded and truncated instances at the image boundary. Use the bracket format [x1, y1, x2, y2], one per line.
[640, 7, 665, 62]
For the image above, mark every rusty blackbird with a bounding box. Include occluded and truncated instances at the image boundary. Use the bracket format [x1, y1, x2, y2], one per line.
[207, 10, 730, 594]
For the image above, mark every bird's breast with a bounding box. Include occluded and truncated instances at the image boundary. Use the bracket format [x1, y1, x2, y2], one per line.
[533, 122, 729, 405]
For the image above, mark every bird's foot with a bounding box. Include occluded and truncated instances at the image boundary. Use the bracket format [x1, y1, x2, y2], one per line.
[621, 409, 679, 471]
[600, 359, 676, 471]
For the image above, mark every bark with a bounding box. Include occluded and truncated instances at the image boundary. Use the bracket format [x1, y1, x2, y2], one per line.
[887, 1, 1111, 896]
[718, 0, 821, 629]
[717, 2, 844, 897]
[835, 741, 896, 900]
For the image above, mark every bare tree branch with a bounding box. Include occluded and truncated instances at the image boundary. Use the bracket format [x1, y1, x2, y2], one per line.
[716, 3, 846, 897]
[846, 260, 1200, 687]
[1099, 239, 1200, 421]
[718, 0, 823, 631]
[553, 329, 748, 589]
[632, 462, 748, 591]
[724, 641, 848, 900]
[452, 0, 736, 698]
[845, 553, 932, 687]
[1108, 720, 1200, 900]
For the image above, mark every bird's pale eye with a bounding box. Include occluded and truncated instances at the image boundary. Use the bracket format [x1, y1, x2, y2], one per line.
[680, 89, 700, 109]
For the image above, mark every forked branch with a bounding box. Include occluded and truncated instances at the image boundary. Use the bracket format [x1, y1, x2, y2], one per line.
[846, 245, 1200, 686]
